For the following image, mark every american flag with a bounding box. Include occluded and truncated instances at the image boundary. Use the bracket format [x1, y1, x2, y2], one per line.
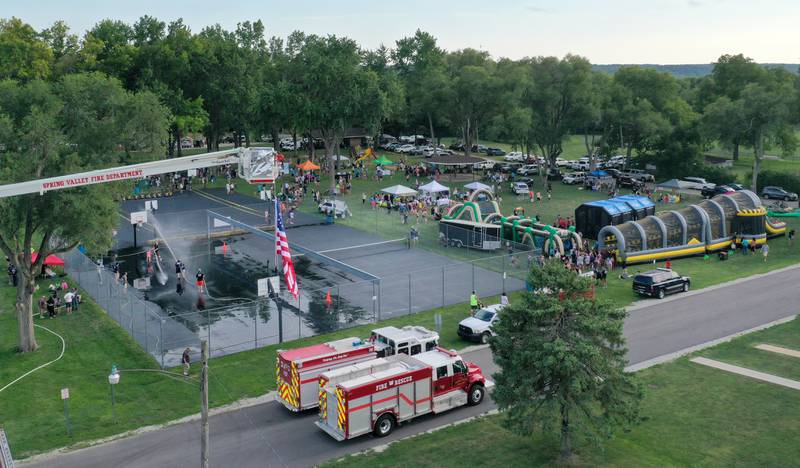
[274, 199, 299, 299]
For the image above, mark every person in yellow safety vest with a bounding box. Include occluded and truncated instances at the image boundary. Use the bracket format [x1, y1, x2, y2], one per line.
[470, 291, 480, 315]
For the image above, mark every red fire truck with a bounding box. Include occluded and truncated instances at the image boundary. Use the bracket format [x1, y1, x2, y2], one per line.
[276, 337, 376, 411]
[316, 348, 488, 440]
[276, 327, 439, 412]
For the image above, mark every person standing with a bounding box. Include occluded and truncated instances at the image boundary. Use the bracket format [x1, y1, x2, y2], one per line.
[182, 348, 191, 376]
[196, 269, 205, 294]
[38, 296, 47, 319]
[71, 288, 80, 311]
[500, 292, 509, 306]
[470, 291, 480, 314]
[46, 295, 56, 319]
[63, 289, 74, 315]
[789, 229, 796, 247]
[762, 242, 770, 262]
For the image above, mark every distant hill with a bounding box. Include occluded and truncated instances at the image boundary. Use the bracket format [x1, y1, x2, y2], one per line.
[593, 63, 799, 79]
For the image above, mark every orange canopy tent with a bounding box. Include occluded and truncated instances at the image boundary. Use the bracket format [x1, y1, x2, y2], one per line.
[30, 253, 65, 266]
[297, 160, 320, 171]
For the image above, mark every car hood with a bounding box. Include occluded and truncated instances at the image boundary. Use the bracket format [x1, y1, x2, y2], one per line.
[459, 317, 490, 330]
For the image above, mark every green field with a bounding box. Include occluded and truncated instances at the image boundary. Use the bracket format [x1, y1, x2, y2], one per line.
[0, 271, 501, 459]
[324, 317, 800, 467]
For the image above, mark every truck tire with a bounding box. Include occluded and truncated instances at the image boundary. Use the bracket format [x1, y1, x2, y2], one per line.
[480, 332, 491, 345]
[657, 288, 665, 299]
[468, 384, 485, 406]
[683, 282, 690, 292]
[373, 413, 396, 437]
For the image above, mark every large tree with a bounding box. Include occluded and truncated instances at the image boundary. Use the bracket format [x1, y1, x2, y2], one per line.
[491, 262, 642, 460]
[739, 69, 798, 191]
[0, 76, 169, 352]
[393, 30, 449, 141]
[446, 49, 498, 156]
[523, 55, 593, 168]
[293, 35, 385, 192]
[700, 54, 767, 160]
[0, 17, 54, 81]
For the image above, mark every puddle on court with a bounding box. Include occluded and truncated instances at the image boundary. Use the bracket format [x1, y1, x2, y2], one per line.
[109, 233, 372, 362]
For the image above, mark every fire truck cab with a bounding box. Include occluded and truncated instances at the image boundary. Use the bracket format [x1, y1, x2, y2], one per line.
[368, 325, 440, 357]
[316, 347, 488, 441]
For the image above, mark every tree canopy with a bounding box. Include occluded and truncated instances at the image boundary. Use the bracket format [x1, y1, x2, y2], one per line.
[490, 262, 643, 459]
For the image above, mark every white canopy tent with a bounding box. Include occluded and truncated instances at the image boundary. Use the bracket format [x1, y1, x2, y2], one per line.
[464, 181, 492, 192]
[418, 180, 450, 194]
[381, 184, 418, 197]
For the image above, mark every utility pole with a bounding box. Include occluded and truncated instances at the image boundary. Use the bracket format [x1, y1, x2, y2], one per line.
[201, 340, 209, 468]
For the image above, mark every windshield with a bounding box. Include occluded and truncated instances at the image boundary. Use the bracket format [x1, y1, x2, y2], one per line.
[474, 310, 495, 322]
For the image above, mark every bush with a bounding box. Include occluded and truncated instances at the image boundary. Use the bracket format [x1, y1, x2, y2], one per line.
[749, 170, 800, 194]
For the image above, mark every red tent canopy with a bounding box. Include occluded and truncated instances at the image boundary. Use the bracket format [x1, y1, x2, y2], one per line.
[30, 253, 65, 266]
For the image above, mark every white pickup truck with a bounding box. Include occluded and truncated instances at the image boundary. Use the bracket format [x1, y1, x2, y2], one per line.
[457, 304, 504, 344]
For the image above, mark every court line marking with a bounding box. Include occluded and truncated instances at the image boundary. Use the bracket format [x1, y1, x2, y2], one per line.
[690, 356, 800, 390]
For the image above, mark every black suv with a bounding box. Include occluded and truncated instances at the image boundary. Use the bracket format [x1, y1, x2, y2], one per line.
[632, 268, 690, 299]
[701, 185, 734, 198]
[486, 147, 506, 156]
[761, 186, 798, 201]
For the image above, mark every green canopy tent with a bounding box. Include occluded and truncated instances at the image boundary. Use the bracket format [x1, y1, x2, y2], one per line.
[373, 155, 394, 166]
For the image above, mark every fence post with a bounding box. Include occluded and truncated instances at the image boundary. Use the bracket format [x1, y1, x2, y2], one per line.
[160, 318, 165, 368]
[377, 279, 382, 322]
[206, 308, 212, 354]
[372, 280, 378, 323]
[144, 305, 149, 354]
[254, 301, 258, 350]
[441, 266, 445, 308]
[408, 273, 412, 315]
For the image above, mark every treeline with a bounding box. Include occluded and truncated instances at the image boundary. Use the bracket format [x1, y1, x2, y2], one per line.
[2, 16, 800, 190]
[593, 63, 800, 79]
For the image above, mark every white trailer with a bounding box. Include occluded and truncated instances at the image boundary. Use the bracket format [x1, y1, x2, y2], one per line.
[316, 348, 488, 440]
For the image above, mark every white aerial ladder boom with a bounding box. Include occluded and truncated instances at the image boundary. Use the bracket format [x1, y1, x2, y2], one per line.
[0, 146, 279, 199]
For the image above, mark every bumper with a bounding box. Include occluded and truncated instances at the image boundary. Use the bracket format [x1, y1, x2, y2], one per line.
[458, 329, 483, 342]
[315, 421, 347, 441]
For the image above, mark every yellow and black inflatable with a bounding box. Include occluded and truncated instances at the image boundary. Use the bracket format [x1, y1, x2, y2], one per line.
[598, 190, 786, 264]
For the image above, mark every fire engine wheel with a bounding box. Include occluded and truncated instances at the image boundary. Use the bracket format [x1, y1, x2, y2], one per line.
[468, 384, 485, 406]
[374, 413, 396, 437]
[480, 332, 491, 345]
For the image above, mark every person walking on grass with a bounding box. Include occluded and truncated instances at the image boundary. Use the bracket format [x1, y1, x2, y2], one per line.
[38, 296, 47, 319]
[470, 291, 480, 315]
[762, 243, 769, 262]
[182, 348, 191, 376]
[789, 229, 796, 247]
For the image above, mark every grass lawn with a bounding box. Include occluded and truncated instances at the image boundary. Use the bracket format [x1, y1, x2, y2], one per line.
[323, 317, 800, 467]
[0, 270, 500, 459]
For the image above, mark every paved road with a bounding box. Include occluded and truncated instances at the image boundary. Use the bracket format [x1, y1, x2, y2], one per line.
[24, 266, 800, 468]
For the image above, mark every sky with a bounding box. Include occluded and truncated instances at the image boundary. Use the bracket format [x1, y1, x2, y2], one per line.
[5, 0, 800, 64]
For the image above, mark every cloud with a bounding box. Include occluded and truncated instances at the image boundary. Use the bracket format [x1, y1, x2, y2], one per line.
[525, 4, 553, 13]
